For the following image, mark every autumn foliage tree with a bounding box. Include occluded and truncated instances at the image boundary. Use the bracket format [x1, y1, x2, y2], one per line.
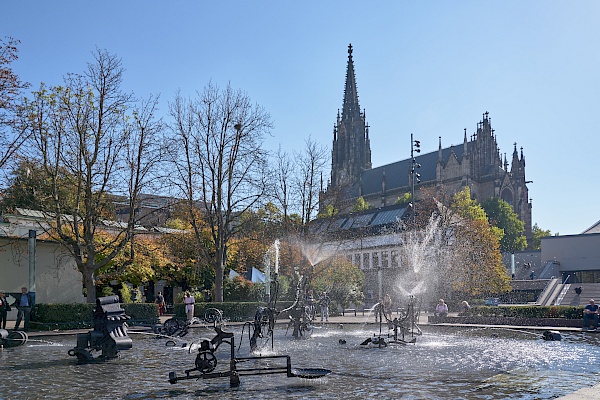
[22, 49, 163, 302]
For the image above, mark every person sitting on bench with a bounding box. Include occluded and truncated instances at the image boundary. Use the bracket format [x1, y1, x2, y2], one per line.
[434, 299, 448, 319]
[583, 299, 599, 330]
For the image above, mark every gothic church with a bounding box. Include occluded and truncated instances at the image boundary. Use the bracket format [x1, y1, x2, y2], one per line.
[321, 44, 532, 242]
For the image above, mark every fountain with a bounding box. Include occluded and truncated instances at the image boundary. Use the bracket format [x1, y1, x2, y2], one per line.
[168, 323, 331, 387]
[239, 240, 315, 351]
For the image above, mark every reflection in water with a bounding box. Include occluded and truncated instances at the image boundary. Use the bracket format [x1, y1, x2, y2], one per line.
[1, 325, 600, 399]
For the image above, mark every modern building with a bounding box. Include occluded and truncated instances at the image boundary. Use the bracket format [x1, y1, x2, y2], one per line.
[320, 44, 532, 243]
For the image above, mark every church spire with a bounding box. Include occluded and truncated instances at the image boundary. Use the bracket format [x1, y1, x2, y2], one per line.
[329, 44, 372, 188]
[342, 44, 361, 121]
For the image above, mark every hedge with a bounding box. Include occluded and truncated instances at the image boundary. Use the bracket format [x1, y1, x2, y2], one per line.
[174, 301, 298, 322]
[30, 303, 159, 331]
[469, 305, 583, 319]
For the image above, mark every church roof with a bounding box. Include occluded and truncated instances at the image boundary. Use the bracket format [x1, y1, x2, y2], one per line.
[582, 220, 600, 234]
[310, 203, 409, 236]
[357, 144, 467, 197]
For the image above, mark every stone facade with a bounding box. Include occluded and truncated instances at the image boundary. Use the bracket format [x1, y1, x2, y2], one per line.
[321, 44, 532, 243]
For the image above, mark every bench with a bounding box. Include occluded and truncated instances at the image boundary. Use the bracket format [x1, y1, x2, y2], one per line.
[342, 308, 366, 316]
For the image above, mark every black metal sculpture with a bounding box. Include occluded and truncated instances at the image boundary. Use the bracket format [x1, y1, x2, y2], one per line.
[168, 323, 331, 387]
[283, 276, 314, 339]
[156, 308, 224, 346]
[68, 295, 132, 363]
[361, 295, 421, 347]
[0, 329, 28, 348]
[239, 273, 281, 352]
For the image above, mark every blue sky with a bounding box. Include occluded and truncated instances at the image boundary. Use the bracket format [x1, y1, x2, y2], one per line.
[2, 1, 599, 235]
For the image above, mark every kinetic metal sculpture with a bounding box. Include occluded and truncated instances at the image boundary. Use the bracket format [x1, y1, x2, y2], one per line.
[168, 323, 331, 387]
[0, 329, 27, 348]
[68, 295, 132, 363]
[155, 308, 224, 346]
[240, 273, 280, 352]
[361, 295, 421, 347]
[283, 276, 314, 339]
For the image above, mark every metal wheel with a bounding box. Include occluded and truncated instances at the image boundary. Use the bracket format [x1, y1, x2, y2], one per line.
[204, 308, 223, 324]
[195, 351, 217, 373]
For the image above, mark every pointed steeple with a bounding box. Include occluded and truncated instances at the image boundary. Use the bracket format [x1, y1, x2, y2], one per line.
[330, 44, 372, 188]
[342, 44, 361, 121]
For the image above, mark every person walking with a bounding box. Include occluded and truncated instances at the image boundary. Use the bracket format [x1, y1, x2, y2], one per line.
[319, 292, 331, 322]
[13, 287, 34, 332]
[0, 290, 11, 329]
[183, 292, 195, 322]
[155, 291, 166, 316]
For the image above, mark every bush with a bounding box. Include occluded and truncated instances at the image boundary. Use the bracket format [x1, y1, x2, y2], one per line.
[173, 301, 296, 322]
[470, 305, 583, 319]
[31, 301, 159, 330]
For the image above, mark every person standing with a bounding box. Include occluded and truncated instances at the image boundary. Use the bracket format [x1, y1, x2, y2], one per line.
[383, 294, 393, 320]
[155, 291, 166, 316]
[319, 292, 331, 322]
[0, 290, 11, 329]
[184, 292, 195, 321]
[13, 287, 34, 332]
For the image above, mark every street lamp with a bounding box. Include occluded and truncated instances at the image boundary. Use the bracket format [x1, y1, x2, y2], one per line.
[410, 133, 421, 225]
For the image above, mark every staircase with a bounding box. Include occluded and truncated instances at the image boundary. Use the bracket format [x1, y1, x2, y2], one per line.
[556, 283, 600, 306]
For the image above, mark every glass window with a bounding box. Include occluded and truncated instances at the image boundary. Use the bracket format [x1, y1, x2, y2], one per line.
[391, 250, 399, 268]
[363, 253, 370, 269]
[381, 251, 389, 268]
[372, 252, 379, 269]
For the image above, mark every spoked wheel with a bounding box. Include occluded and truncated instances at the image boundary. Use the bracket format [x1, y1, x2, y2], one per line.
[204, 308, 223, 325]
[195, 351, 217, 373]
[6, 330, 28, 347]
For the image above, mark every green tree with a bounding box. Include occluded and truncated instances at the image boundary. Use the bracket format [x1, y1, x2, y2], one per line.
[311, 256, 365, 309]
[530, 223, 552, 250]
[352, 196, 372, 212]
[481, 197, 527, 252]
[394, 192, 412, 205]
[23, 49, 163, 302]
[449, 218, 511, 297]
[450, 187, 487, 222]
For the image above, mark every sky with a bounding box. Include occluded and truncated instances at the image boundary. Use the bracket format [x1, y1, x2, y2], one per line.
[2, 1, 599, 236]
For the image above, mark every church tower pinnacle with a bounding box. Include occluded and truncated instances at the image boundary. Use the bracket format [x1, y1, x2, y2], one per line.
[330, 44, 372, 188]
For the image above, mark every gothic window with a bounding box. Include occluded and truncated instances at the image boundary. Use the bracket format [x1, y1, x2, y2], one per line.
[501, 188, 513, 205]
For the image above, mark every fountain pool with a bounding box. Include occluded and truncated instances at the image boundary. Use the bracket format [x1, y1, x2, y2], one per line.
[1, 324, 600, 399]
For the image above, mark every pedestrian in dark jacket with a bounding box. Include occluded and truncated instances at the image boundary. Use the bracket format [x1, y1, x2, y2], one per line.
[0, 290, 11, 329]
[13, 287, 34, 332]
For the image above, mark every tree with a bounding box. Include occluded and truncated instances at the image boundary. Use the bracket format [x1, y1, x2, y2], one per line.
[394, 192, 412, 205]
[293, 138, 328, 234]
[23, 49, 163, 302]
[311, 256, 365, 308]
[0, 37, 30, 170]
[352, 196, 372, 212]
[481, 197, 527, 252]
[530, 223, 552, 250]
[167, 82, 273, 302]
[449, 218, 511, 297]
